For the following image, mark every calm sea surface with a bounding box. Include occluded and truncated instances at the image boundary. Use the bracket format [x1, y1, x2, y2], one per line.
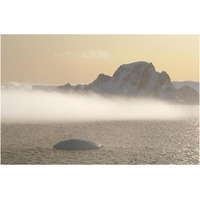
[1, 106, 199, 164]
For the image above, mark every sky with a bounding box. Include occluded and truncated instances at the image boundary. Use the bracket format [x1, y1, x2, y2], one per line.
[1, 35, 199, 85]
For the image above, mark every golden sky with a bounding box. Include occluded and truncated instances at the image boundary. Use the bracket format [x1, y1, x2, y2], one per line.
[1, 35, 199, 84]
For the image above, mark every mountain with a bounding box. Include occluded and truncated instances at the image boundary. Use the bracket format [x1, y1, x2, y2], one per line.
[58, 61, 199, 103]
[57, 83, 86, 91]
[3, 62, 198, 104]
[86, 62, 178, 100]
[172, 81, 199, 93]
[177, 86, 199, 104]
[32, 84, 59, 91]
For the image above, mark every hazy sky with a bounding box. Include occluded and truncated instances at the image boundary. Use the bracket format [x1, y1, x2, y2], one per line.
[1, 35, 199, 84]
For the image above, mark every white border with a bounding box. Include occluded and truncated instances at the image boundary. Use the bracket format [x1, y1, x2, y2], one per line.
[0, 1, 200, 200]
[0, 165, 200, 200]
[0, 0, 200, 34]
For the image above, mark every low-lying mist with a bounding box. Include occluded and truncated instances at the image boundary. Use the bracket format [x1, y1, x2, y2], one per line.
[1, 88, 193, 123]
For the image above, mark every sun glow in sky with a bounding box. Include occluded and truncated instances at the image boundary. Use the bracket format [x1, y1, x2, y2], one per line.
[1, 35, 199, 84]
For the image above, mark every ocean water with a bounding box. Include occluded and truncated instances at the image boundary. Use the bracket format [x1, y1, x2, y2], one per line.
[1, 106, 199, 164]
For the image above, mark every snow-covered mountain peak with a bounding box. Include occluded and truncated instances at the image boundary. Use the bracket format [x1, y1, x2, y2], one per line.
[114, 61, 153, 73]
[121, 61, 155, 72]
[113, 62, 156, 82]
[86, 61, 176, 98]
[57, 61, 199, 104]
[121, 61, 150, 68]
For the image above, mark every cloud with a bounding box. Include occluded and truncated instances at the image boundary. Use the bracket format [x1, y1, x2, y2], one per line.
[1, 86, 192, 123]
[75, 50, 114, 59]
[54, 50, 114, 60]
[1, 82, 33, 90]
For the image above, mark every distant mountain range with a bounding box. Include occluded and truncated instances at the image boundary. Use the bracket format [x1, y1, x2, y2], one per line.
[57, 62, 199, 104]
[172, 81, 199, 92]
[2, 62, 199, 104]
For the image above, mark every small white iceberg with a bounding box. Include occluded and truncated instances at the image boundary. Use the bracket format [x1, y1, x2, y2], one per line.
[53, 139, 102, 150]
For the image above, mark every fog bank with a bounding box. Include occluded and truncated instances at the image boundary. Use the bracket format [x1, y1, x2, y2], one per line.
[1, 88, 192, 123]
